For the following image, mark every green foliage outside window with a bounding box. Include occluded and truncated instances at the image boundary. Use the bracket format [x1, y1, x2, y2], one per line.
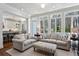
[57, 25, 61, 32]
[65, 26, 70, 32]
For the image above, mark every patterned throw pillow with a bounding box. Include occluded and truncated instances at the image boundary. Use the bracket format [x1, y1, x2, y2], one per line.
[61, 34, 68, 41]
[13, 35, 21, 39]
[13, 34, 26, 40]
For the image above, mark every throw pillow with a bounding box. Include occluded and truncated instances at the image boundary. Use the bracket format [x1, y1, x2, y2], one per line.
[13, 35, 20, 39]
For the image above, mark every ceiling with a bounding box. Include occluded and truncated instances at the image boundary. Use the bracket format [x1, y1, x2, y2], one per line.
[6, 3, 79, 16]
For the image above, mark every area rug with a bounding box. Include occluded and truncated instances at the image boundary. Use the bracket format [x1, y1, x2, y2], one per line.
[6, 47, 77, 56]
[6, 47, 47, 56]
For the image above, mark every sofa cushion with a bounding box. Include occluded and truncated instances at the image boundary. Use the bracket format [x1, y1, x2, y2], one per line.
[24, 39, 36, 46]
[14, 34, 25, 39]
[13, 35, 21, 39]
[46, 34, 51, 39]
[61, 36, 67, 41]
[40, 39, 57, 44]
[61, 33, 69, 41]
[56, 40, 67, 45]
[51, 33, 58, 39]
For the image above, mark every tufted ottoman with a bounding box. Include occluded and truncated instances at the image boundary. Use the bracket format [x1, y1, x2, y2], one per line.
[32, 41, 57, 56]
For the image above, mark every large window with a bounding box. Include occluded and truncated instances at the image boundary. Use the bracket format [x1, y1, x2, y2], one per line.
[73, 17, 78, 28]
[40, 16, 49, 34]
[31, 17, 37, 35]
[51, 19, 55, 32]
[56, 18, 61, 32]
[66, 11, 79, 16]
[65, 17, 71, 32]
[73, 16, 79, 28]
[31, 21, 37, 34]
[40, 20, 43, 33]
[65, 11, 79, 32]
[43, 17, 48, 33]
[51, 14, 61, 32]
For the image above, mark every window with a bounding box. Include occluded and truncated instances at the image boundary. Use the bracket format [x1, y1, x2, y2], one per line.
[51, 19, 55, 32]
[56, 18, 61, 32]
[42, 16, 48, 33]
[44, 18, 48, 33]
[40, 20, 43, 33]
[65, 17, 71, 32]
[51, 14, 61, 32]
[73, 17, 78, 28]
[66, 11, 79, 16]
[31, 21, 37, 34]
[31, 17, 37, 35]
[65, 11, 79, 32]
[73, 17, 79, 28]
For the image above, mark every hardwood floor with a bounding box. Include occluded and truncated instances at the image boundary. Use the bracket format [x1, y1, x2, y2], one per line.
[0, 42, 13, 56]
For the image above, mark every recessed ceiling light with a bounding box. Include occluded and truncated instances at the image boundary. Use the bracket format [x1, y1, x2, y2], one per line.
[41, 4, 45, 8]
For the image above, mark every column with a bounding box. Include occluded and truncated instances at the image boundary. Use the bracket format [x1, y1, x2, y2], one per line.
[0, 11, 3, 49]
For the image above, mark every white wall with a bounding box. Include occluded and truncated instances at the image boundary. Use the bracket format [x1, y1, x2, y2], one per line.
[0, 11, 3, 49]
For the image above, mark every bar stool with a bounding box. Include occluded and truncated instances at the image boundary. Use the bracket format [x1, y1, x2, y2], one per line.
[8, 33, 14, 42]
[3, 34, 8, 43]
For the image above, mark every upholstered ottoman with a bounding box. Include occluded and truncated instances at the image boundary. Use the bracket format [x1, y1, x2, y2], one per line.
[32, 41, 57, 56]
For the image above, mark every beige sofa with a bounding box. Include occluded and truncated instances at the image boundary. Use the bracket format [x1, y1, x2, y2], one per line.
[12, 33, 71, 52]
[40, 33, 71, 51]
[12, 34, 37, 52]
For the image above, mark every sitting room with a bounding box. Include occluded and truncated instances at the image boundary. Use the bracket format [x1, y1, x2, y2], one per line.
[0, 3, 79, 56]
